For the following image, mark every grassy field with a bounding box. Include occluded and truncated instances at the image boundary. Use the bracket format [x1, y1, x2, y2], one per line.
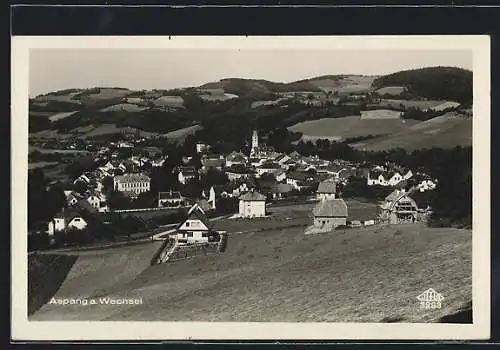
[351, 113, 472, 151]
[48, 111, 79, 122]
[78, 124, 159, 138]
[288, 116, 419, 142]
[161, 125, 204, 143]
[100, 103, 147, 112]
[29, 223, 471, 322]
[375, 86, 406, 96]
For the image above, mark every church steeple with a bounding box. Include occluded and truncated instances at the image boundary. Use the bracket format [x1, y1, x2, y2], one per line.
[251, 129, 259, 150]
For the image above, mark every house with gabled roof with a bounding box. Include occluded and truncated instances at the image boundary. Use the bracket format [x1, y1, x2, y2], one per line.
[317, 180, 337, 200]
[225, 151, 248, 167]
[380, 188, 419, 224]
[239, 189, 267, 218]
[312, 198, 348, 230]
[174, 204, 216, 244]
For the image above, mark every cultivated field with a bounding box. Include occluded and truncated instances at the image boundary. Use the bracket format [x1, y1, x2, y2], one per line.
[288, 116, 419, 142]
[48, 111, 79, 122]
[160, 125, 204, 143]
[29, 222, 471, 323]
[351, 113, 472, 151]
[77, 124, 159, 138]
[373, 99, 445, 111]
[375, 86, 406, 96]
[360, 109, 403, 120]
[100, 103, 147, 112]
[153, 96, 185, 108]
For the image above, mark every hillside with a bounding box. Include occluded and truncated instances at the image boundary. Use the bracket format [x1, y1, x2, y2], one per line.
[29, 223, 471, 322]
[371, 66, 472, 105]
[288, 115, 420, 143]
[350, 113, 472, 151]
[29, 67, 472, 150]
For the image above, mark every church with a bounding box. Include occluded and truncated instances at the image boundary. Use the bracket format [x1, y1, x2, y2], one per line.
[249, 129, 274, 158]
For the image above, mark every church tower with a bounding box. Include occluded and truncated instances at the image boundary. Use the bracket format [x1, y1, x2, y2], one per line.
[251, 130, 259, 150]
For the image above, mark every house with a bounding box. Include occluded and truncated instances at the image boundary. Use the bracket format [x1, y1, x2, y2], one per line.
[286, 171, 317, 191]
[113, 173, 151, 198]
[196, 142, 210, 154]
[86, 192, 108, 213]
[224, 178, 256, 198]
[239, 190, 267, 218]
[151, 157, 166, 168]
[173, 204, 216, 244]
[47, 201, 98, 235]
[416, 179, 437, 192]
[256, 162, 282, 177]
[317, 180, 337, 200]
[158, 191, 184, 208]
[274, 153, 291, 165]
[177, 166, 198, 185]
[380, 189, 419, 224]
[225, 151, 248, 168]
[312, 198, 348, 230]
[271, 183, 293, 200]
[225, 164, 254, 181]
[275, 169, 287, 182]
[201, 155, 225, 172]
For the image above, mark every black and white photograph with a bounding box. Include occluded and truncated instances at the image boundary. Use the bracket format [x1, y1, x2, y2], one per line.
[11, 36, 490, 340]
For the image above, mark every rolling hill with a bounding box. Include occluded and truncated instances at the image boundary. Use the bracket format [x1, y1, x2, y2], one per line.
[350, 113, 472, 151]
[29, 66, 472, 151]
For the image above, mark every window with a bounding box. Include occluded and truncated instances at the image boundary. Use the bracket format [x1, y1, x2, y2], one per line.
[185, 222, 190, 227]
[187, 233, 193, 237]
[202, 233, 207, 237]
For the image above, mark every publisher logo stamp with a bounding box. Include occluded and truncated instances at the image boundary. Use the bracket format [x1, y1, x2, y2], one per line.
[417, 288, 444, 309]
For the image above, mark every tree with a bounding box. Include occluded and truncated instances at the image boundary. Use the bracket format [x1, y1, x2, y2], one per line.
[201, 168, 229, 188]
[108, 190, 132, 210]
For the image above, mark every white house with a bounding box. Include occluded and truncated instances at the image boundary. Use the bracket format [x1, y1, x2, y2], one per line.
[317, 180, 337, 200]
[47, 209, 88, 236]
[238, 190, 266, 218]
[113, 173, 151, 197]
[174, 204, 214, 244]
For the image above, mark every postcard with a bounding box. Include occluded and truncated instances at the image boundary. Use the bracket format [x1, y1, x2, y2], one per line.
[11, 35, 490, 340]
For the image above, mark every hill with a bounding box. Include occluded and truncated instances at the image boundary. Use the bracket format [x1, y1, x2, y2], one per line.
[371, 66, 472, 105]
[288, 115, 420, 142]
[350, 113, 472, 151]
[29, 222, 471, 322]
[29, 67, 472, 150]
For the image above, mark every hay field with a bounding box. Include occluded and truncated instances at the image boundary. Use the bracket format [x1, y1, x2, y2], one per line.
[153, 96, 185, 108]
[29, 222, 471, 323]
[376, 99, 444, 110]
[288, 116, 419, 142]
[351, 113, 472, 151]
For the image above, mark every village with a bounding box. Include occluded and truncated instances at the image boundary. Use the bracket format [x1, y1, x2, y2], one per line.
[31, 127, 438, 260]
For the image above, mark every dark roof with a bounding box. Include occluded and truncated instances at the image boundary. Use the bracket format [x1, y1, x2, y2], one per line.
[260, 162, 281, 169]
[239, 190, 266, 201]
[159, 191, 182, 200]
[177, 204, 213, 231]
[287, 171, 315, 181]
[312, 199, 348, 217]
[317, 180, 337, 194]
[227, 164, 254, 174]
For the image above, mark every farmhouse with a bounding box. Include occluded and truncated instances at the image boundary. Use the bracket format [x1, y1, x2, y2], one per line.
[286, 171, 317, 191]
[317, 180, 337, 200]
[312, 198, 348, 230]
[158, 191, 184, 208]
[380, 189, 419, 224]
[239, 190, 267, 218]
[174, 204, 216, 244]
[113, 173, 151, 198]
[225, 164, 254, 181]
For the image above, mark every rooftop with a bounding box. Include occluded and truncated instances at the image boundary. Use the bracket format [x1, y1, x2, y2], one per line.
[239, 190, 266, 201]
[312, 199, 348, 218]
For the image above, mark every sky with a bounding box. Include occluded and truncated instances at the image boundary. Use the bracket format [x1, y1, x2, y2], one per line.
[29, 49, 472, 97]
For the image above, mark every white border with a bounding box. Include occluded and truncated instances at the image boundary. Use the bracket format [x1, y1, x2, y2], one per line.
[11, 36, 490, 341]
